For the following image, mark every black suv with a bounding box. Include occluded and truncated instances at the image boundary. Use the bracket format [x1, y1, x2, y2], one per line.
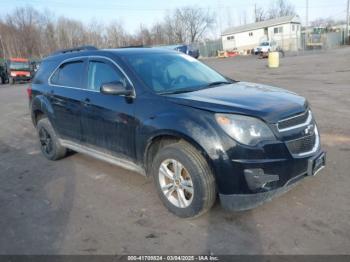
[29, 46, 326, 218]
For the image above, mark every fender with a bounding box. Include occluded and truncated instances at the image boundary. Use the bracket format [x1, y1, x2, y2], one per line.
[30, 94, 56, 128]
[137, 109, 229, 175]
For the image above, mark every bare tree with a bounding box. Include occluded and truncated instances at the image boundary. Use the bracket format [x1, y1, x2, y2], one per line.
[151, 22, 167, 45]
[268, 0, 296, 19]
[163, 10, 187, 43]
[5, 6, 43, 57]
[106, 21, 128, 47]
[86, 20, 105, 48]
[179, 7, 215, 43]
[255, 6, 267, 22]
[56, 17, 86, 49]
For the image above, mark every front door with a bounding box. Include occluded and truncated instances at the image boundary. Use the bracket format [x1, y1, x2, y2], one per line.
[80, 57, 137, 161]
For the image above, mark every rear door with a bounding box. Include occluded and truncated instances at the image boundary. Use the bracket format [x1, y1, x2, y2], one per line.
[80, 57, 137, 161]
[49, 58, 87, 142]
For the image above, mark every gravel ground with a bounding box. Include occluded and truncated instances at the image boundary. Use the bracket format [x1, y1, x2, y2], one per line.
[0, 47, 349, 255]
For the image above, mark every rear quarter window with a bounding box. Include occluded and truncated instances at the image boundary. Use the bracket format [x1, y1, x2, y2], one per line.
[32, 60, 58, 85]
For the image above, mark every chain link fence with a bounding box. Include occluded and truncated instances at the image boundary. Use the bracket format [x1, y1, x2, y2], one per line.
[197, 30, 347, 58]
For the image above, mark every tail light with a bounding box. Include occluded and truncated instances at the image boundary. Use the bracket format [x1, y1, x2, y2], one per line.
[27, 85, 32, 98]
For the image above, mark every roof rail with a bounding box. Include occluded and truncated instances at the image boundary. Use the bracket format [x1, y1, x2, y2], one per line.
[50, 45, 98, 56]
[119, 45, 147, 48]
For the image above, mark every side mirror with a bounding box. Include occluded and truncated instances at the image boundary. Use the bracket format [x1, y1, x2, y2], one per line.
[100, 82, 133, 97]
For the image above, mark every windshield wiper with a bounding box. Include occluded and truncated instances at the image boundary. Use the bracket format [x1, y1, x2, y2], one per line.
[158, 88, 198, 95]
[158, 81, 233, 95]
[206, 81, 232, 87]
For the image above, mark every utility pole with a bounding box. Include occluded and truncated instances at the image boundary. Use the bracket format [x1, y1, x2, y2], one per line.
[254, 3, 257, 22]
[346, 0, 350, 44]
[306, 0, 309, 27]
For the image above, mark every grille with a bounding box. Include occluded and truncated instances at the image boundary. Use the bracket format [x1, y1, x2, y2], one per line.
[286, 133, 316, 155]
[278, 111, 309, 130]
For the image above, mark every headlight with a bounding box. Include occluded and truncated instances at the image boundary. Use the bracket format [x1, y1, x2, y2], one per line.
[215, 114, 276, 146]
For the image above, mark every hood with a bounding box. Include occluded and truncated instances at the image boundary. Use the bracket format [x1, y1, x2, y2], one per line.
[166, 82, 308, 123]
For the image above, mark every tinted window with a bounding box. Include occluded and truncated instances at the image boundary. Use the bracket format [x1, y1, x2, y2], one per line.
[88, 61, 127, 91]
[33, 60, 57, 84]
[51, 61, 84, 87]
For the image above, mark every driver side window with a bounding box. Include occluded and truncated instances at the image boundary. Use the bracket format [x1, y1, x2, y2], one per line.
[88, 60, 126, 91]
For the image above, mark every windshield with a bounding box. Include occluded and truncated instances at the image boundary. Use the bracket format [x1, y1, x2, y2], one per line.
[123, 53, 229, 94]
[10, 61, 30, 71]
[260, 42, 270, 46]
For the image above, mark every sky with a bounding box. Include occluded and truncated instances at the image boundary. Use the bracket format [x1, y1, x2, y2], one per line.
[0, 0, 347, 37]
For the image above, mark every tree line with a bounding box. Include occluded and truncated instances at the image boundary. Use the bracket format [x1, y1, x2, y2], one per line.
[0, 6, 215, 59]
[2, 0, 337, 59]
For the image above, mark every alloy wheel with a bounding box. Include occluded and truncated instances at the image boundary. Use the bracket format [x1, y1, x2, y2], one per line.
[158, 159, 194, 208]
[39, 127, 53, 155]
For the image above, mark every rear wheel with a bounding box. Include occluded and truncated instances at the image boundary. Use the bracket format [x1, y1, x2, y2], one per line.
[152, 141, 216, 218]
[37, 118, 67, 160]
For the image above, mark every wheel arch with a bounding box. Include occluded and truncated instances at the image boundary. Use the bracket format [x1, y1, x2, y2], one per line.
[31, 95, 55, 126]
[143, 130, 215, 177]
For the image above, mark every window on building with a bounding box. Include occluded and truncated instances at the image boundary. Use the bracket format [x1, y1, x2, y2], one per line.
[226, 36, 235, 41]
[292, 24, 295, 31]
[274, 27, 283, 34]
[249, 32, 253, 37]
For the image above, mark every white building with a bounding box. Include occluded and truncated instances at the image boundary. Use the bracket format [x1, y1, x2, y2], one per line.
[222, 15, 302, 52]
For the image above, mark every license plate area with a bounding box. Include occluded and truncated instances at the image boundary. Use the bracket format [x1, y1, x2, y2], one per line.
[307, 152, 326, 176]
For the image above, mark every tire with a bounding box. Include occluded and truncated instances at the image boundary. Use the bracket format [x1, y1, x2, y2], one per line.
[36, 117, 67, 161]
[151, 141, 216, 218]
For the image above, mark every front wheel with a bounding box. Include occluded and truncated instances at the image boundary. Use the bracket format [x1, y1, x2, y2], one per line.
[152, 141, 216, 218]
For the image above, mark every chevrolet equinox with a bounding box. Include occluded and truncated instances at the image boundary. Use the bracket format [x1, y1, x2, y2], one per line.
[29, 46, 326, 218]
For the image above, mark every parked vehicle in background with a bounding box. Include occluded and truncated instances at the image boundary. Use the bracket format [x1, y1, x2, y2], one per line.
[0, 63, 9, 84]
[7, 58, 32, 84]
[160, 44, 200, 58]
[254, 40, 277, 55]
[306, 27, 327, 50]
[29, 46, 326, 218]
[174, 45, 200, 58]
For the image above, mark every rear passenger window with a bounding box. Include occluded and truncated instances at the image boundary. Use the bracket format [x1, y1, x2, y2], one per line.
[51, 61, 84, 87]
[88, 61, 126, 91]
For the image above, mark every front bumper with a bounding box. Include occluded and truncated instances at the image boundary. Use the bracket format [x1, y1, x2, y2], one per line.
[219, 151, 326, 211]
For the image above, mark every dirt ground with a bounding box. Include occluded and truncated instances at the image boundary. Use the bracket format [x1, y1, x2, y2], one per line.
[0, 48, 349, 255]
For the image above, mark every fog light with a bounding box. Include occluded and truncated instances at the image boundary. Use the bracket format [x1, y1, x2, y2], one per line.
[244, 169, 279, 191]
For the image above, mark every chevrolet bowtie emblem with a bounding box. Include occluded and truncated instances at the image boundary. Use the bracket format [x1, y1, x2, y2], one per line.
[304, 124, 314, 135]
